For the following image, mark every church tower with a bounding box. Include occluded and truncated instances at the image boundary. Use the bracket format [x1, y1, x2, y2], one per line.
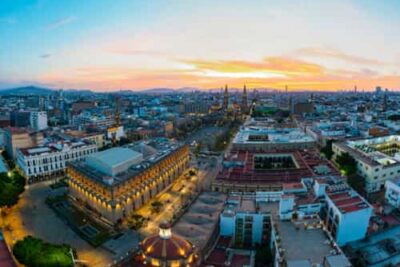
[241, 84, 248, 113]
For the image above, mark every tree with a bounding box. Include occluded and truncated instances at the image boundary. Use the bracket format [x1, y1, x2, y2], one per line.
[128, 213, 146, 230]
[0, 171, 25, 207]
[13, 236, 73, 267]
[335, 152, 357, 176]
[150, 201, 163, 214]
[321, 140, 334, 160]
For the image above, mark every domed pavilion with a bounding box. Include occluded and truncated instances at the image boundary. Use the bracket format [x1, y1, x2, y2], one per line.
[135, 222, 199, 267]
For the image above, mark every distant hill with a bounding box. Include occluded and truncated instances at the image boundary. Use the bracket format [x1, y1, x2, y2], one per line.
[0, 86, 54, 95]
[138, 88, 177, 94]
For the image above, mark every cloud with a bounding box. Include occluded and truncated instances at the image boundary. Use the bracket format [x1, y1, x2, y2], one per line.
[295, 47, 384, 65]
[40, 53, 51, 59]
[34, 55, 400, 91]
[47, 16, 76, 31]
[181, 57, 325, 78]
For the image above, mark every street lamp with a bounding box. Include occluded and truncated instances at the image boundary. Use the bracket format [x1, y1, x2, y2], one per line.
[7, 171, 12, 178]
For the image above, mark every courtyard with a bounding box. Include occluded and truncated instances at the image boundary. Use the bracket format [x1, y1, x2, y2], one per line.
[1, 182, 114, 267]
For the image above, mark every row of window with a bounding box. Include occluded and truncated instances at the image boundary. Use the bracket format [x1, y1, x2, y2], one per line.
[27, 163, 64, 175]
[26, 148, 96, 166]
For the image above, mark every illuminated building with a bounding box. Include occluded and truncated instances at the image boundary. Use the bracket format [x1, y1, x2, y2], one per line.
[135, 222, 199, 267]
[67, 140, 189, 223]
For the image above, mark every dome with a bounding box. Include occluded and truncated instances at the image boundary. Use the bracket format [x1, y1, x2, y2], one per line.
[138, 222, 198, 266]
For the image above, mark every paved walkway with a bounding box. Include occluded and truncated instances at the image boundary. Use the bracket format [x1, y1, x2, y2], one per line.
[2, 182, 114, 267]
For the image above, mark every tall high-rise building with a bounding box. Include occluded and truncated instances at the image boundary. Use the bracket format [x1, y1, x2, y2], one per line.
[241, 84, 248, 113]
[223, 84, 229, 110]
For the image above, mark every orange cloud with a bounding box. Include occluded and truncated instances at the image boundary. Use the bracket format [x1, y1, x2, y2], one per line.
[38, 56, 400, 91]
[182, 57, 325, 77]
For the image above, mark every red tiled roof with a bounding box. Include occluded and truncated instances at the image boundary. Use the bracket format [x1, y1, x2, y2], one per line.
[327, 191, 370, 214]
[216, 149, 339, 185]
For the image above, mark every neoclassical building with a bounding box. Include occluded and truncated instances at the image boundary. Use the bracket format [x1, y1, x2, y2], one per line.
[67, 141, 190, 223]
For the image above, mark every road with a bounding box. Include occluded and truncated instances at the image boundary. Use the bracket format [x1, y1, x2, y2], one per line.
[135, 152, 221, 237]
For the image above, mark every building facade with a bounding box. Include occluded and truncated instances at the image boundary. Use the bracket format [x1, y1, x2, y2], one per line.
[30, 111, 48, 131]
[323, 185, 372, 246]
[4, 127, 43, 159]
[16, 140, 97, 183]
[232, 126, 316, 151]
[67, 144, 190, 223]
[385, 179, 400, 208]
[220, 195, 272, 247]
[333, 136, 400, 192]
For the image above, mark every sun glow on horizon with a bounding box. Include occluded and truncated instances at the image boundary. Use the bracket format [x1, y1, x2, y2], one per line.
[1, 0, 399, 91]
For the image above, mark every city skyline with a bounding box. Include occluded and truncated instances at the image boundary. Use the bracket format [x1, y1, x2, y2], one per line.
[1, 0, 400, 91]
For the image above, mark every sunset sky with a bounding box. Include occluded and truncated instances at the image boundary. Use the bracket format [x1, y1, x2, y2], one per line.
[1, 0, 400, 91]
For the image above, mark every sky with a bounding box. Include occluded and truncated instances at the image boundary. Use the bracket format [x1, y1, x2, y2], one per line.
[1, 0, 400, 91]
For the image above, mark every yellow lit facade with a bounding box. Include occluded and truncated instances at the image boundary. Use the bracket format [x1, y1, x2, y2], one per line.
[67, 145, 190, 223]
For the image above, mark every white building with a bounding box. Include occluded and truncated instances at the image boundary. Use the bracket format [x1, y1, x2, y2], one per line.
[106, 125, 125, 142]
[333, 135, 400, 192]
[323, 183, 372, 246]
[220, 194, 272, 247]
[232, 126, 316, 151]
[278, 177, 372, 246]
[16, 140, 97, 183]
[30, 111, 48, 131]
[385, 178, 400, 208]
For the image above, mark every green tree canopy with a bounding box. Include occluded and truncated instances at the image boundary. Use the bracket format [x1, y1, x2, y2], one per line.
[0, 171, 25, 207]
[13, 236, 74, 267]
[321, 140, 334, 160]
[336, 152, 357, 176]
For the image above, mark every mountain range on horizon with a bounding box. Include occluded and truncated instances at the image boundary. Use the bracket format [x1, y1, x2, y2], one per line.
[0, 85, 390, 95]
[0, 85, 264, 95]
